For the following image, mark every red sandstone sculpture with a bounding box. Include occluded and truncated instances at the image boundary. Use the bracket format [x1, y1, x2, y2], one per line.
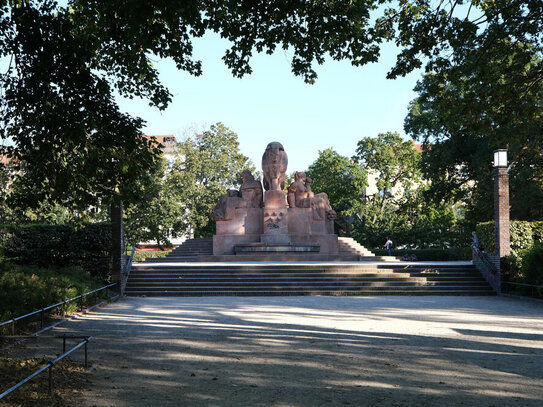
[287, 171, 311, 208]
[286, 173, 336, 220]
[261, 142, 288, 191]
[240, 170, 263, 208]
[212, 142, 338, 256]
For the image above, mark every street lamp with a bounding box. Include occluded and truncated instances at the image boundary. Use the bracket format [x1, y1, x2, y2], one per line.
[493, 149, 508, 168]
[493, 149, 510, 265]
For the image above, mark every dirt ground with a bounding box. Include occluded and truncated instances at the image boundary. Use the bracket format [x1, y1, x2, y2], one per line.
[2, 295, 543, 407]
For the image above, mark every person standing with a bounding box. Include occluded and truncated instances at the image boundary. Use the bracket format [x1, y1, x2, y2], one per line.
[471, 232, 479, 250]
[384, 237, 393, 256]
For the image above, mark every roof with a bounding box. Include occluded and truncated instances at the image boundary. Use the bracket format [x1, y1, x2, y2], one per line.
[143, 135, 177, 153]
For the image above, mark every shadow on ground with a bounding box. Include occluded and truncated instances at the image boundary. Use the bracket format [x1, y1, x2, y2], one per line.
[11, 296, 543, 407]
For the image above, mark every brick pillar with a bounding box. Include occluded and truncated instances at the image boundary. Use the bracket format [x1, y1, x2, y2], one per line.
[110, 202, 124, 287]
[493, 167, 510, 259]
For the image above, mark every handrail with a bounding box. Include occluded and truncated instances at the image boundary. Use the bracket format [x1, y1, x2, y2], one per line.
[0, 336, 93, 399]
[503, 281, 543, 289]
[0, 283, 117, 333]
[502, 281, 543, 298]
[472, 247, 498, 274]
[121, 246, 136, 295]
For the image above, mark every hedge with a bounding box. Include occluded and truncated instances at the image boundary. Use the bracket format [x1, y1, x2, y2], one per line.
[0, 223, 111, 280]
[476, 220, 543, 290]
[475, 220, 543, 254]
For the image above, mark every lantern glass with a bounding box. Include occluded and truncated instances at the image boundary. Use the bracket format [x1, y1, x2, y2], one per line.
[493, 150, 507, 168]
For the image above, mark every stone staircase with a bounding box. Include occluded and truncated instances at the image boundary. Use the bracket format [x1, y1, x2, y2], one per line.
[124, 262, 495, 297]
[144, 238, 213, 262]
[337, 237, 380, 260]
[144, 237, 395, 262]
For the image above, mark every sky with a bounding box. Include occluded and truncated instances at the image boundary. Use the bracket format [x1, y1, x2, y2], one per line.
[117, 33, 423, 173]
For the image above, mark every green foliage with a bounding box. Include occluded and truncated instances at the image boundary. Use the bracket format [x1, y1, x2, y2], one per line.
[306, 148, 367, 234]
[122, 156, 184, 248]
[350, 132, 464, 248]
[477, 220, 543, 290]
[168, 123, 255, 237]
[0, 262, 104, 324]
[132, 250, 172, 263]
[522, 242, 543, 291]
[476, 221, 538, 255]
[354, 132, 422, 199]
[0, 223, 111, 280]
[0, 0, 388, 213]
[406, 67, 543, 222]
[502, 253, 525, 283]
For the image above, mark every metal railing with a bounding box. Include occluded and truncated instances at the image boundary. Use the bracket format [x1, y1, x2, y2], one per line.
[0, 283, 117, 336]
[121, 246, 136, 295]
[502, 281, 543, 298]
[472, 247, 498, 274]
[0, 336, 93, 399]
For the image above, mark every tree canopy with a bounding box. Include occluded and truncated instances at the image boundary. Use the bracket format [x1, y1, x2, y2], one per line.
[167, 123, 255, 238]
[351, 132, 463, 248]
[405, 46, 543, 221]
[306, 148, 367, 234]
[1, 0, 542, 214]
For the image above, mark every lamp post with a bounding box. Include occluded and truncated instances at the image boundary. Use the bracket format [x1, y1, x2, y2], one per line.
[493, 149, 510, 260]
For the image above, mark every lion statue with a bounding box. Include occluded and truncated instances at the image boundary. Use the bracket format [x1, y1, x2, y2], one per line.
[261, 141, 288, 191]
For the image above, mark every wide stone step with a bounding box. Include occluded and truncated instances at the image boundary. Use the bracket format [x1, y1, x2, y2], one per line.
[126, 282, 491, 291]
[124, 288, 495, 296]
[130, 265, 478, 274]
[127, 274, 484, 281]
[125, 260, 494, 297]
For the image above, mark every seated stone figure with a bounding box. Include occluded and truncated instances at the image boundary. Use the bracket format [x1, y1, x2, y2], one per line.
[305, 177, 337, 221]
[212, 189, 244, 221]
[240, 170, 263, 208]
[287, 171, 311, 208]
[288, 173, 337, 221]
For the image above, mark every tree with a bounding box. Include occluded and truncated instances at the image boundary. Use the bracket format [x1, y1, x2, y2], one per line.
[405, 53, 543, 222]
[0, 0, 387, 210]
[306, 148, 367, 234]
[167, 123, 255, 238]
[350, 132, 458, 247]
[2, 1, 542, 213]
[121, 156, 187, 249]
[353, 132, 422, 222]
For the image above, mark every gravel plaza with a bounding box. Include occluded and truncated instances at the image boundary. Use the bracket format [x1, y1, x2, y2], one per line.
[20, 294, 543, 407]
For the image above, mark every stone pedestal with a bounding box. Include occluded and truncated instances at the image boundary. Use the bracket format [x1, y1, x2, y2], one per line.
[261, 190, 290, 244]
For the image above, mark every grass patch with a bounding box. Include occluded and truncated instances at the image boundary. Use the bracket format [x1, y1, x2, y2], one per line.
[0, 263, 106, 334]
[132, 250, 172, 263]
[0, 356, 87, 406]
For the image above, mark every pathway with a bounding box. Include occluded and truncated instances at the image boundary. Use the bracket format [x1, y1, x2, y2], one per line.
[13, 296, 543, 406]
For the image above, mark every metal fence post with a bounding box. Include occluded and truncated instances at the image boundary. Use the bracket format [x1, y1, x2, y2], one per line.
[48, 365, 53, 395]
[84, 341, 88, 369]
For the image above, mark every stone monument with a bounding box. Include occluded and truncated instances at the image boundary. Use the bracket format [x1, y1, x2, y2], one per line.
[211, 142, 339, 257]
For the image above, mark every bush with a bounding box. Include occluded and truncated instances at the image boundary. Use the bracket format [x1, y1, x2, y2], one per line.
[372, 247, 471, 260]
[501, 252, 525, 282]
[0, 223, 111, 280]
[0, 262, 105, 325]
[522, 242, 543, 290]
[132, 250, 171, 263]
[476, 220, 539, 254]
